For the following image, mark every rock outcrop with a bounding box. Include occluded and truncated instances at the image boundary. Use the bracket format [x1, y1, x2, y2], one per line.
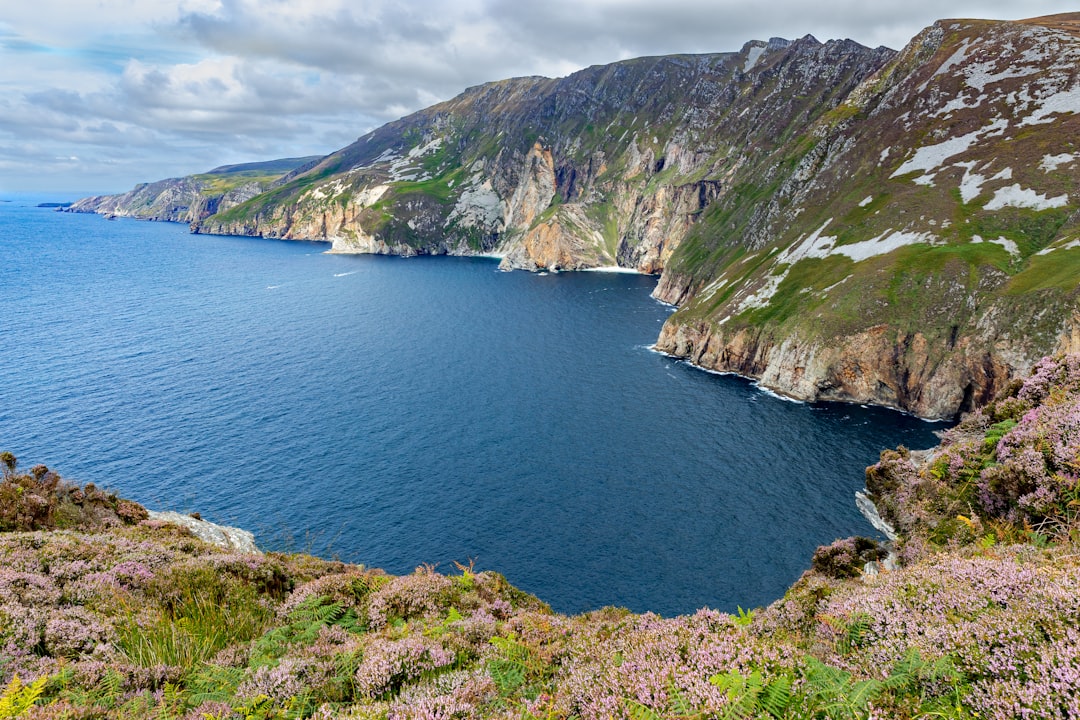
[67, 157, 320, 223]
[146, 509, 260, 553]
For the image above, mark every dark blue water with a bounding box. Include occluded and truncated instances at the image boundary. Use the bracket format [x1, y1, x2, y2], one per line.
[0, 198, 944, 616]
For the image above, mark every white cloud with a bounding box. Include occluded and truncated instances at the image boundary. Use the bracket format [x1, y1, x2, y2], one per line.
[2, 0, 1079, 193]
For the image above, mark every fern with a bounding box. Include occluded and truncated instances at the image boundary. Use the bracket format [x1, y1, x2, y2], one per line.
[251, 595, 362, 665]
[758, 674, 792, 719]
[886, 651, 971, 718]
[185, 663, 245, 706]
[802, 657, 883, 720]
[156, 683, 185, 720]
[488, 635, 550, 701]
[711, 669, 771, 720]
[0, 675, 48, 718]
[667, 683, 698, 718]
[624, 699, 666, 720]
[835, 613, 873, 655]
[88, 668, 126, 710]
[623, 679, 707, 720]
[488, 658, 526, 696]
[734, 606, 756, 627]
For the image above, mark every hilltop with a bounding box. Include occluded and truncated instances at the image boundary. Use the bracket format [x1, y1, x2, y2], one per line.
[3, 353, 1080, 718]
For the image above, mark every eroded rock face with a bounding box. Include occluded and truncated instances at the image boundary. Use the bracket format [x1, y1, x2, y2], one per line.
[655, 313, 1035, 419]
[183, 36, 893, 274]
[499, 204, 612, 271]
[146, 510, 260, 553]
[654, 15, 1080, 417]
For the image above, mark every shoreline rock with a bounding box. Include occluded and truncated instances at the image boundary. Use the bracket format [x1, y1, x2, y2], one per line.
[145, 510, 259, 553]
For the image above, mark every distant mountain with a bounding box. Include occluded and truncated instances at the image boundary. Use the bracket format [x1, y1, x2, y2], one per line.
[191, 37, 892, 274]
[67, 156, 321, 223]
[74, 14, 1080, 418]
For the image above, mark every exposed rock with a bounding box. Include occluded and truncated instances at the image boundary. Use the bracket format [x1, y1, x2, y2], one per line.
[186, 37, 893, 274]
[146, 510, 260, 553]
[656, 15, 1080, 417]
[855, 490, 899, 543]
[67, 157, 319, 224]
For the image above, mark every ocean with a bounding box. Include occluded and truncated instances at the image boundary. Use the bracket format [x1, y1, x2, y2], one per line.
[0, 198, 944, 615]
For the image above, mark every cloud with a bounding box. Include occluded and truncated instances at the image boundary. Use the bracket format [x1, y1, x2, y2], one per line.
[2, 0, 1079, 193]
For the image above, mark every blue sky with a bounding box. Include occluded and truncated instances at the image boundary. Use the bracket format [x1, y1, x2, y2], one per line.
[2, 0, 1077, 195]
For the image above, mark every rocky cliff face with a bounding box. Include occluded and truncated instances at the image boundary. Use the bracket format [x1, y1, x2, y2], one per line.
[655, 14, 1080, 418]
[192, 38, 894, 273]
[73, 14, 1080, 419]
[67, 157, 320, 223]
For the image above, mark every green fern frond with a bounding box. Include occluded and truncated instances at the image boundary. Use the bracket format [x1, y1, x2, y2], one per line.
[759, 674, 793, 719]
[667, 681, 698, 718]
[734, 606, 756, 627]
[624, 699, 665, 720]
[835, 612, 873, 655]
[488, 659, 526, 696]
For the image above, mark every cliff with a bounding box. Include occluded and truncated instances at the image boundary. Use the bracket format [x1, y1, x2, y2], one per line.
[654, 15, 1080, 418]
[73, 15, 1080, 418]
[67, 157, 321, 223]
[191, 37, 893, 273]
[3, 355, 1080, 718]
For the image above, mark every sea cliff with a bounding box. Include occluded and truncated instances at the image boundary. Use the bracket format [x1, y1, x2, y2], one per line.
[71, 14, 1080, 417]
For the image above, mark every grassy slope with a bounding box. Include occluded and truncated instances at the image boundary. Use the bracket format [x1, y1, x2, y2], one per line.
[665, 18, 1080, 364]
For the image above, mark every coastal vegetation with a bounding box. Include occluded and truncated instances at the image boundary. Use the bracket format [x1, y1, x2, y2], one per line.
[3, 354, 1080, 718]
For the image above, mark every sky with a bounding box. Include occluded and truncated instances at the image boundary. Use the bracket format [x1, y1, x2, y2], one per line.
[2, 1, 1077, 195]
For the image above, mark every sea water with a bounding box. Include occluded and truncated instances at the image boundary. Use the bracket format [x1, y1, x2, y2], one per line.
[0, 198, 944, 615]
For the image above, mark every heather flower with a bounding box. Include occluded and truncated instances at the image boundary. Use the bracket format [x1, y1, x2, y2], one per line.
[0, 569, 61, 606]
[452, 608, 498, 645]
[180, 700, 234, 720]
[488, 598, 512, 619]
[367, 570, 455, 629]
[387, 695, 472, 719]
[355, 636, 456, 698]
[43, 606, 111, 658]
[278, 569, 381, 619]
[236, 657, 314, 703]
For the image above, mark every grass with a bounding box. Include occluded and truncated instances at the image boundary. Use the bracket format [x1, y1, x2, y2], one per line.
[741, 254, 854, 329]
[1007, 247, 1080, 294]
[189, 170, 288, 196]
[115, 566, 274, 668]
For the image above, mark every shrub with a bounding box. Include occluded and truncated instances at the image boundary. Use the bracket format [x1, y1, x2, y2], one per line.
[0, 454, 147, 532]
[811, 537, 888, 579]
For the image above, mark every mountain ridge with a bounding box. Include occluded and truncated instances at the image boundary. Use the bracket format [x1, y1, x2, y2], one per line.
[70, 14, 1080, 419]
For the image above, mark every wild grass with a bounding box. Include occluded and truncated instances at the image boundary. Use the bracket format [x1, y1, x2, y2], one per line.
[115, 567, 274, 668]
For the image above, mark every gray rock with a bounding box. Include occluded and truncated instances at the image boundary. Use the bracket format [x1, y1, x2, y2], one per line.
[146, 510, 260, 553]
[855, 490, 898, 542]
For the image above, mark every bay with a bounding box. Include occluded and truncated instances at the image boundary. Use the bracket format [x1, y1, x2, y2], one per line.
[0, 198, 944, 616]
